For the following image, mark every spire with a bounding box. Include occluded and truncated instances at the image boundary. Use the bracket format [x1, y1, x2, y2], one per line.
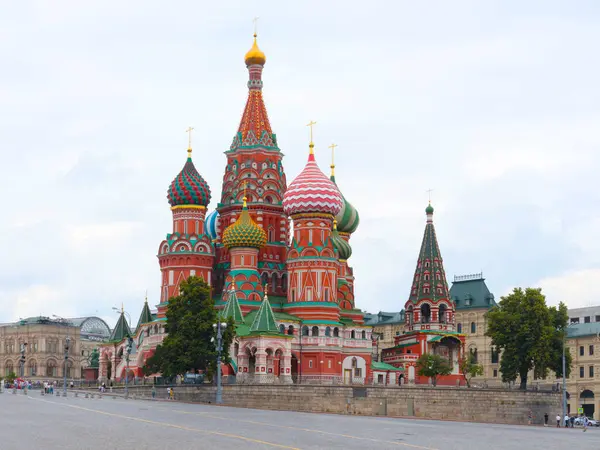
[221, 286, 245, 324]
[306, 120, 317, 158]
[110, 310, 132, 342]
[186, 126, 194, 159]
[249, 286, 278, 333]
[407, 202, 450, 304]
[328, 143, 337, 179]
[136, 294, 153, 330]
[233, 32, 275, 149]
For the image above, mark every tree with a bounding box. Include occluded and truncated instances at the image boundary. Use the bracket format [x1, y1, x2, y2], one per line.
[486, 287, 569, 390]
[143, 276, 235, 378]
[5, 371, 16, 384]
[459, 354, 484, 387]
[416, 353, 452, 386]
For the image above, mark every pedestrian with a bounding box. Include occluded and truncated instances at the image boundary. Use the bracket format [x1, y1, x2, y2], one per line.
[166, 387, 171, 400]
[544, 413, 549, 427]
[564, 414, 569, 428]
[170, 387, 175, 400]
[527, 410, 533, 425]
[570, 416, 575, 428]
[151, 386, 156, 399]
[556, 414, 561, 427]
[583, 416, 589, 432]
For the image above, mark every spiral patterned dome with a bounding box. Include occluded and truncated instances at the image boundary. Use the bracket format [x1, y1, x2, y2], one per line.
[205, 210, 220, 241]
[330, 220, 352, 260]
[167, 155, 211, 207]
[283, 151, 343, 217]
[222, 199, 267, 249]
[330, 174, 360, 234]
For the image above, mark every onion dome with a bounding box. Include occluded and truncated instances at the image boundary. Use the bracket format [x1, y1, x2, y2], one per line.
[205, 209, 220, 240]
[331, 220, 352, 260]
[283, 147, 343, 217]
[222, 198, 267, 249]
[167, 150, 211, 207]
[426, 203, 434, 215]
[245, 34, 266, 66]
[330, 173, 360, 234]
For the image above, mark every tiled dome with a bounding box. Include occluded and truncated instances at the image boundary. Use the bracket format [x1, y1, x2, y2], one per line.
[283, 151, 343, 217]
[222, 199, 267, 249]
[167, 155, 211, 207]
[205, 209, 220, 240]
[330, 220, 352, 260]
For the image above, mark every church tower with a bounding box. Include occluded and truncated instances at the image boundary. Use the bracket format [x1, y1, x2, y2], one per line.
[156, 141, 215, 318]
[213, 33, 289, 301]
[282, 133, 344, 322]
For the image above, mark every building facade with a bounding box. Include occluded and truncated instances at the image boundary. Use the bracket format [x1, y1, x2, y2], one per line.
[0, 316, 110, 382]
[99, 33, 376, 384]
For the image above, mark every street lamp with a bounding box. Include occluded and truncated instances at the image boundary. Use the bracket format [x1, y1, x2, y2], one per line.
[125, 335, 133, 398]
[19, 343, 28, 378]
[562, 323, 575, 426]
[63, 336, 71, 397]
[212, 321, 227, 404]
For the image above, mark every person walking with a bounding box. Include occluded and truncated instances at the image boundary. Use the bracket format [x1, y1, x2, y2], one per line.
[556, 414, 561, 427]
[544, 413, 549, 427]
[564, 414, 569, 428]
[583, 416, 589, 432]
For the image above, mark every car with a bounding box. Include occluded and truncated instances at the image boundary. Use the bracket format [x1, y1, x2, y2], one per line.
[574, 416, 599, 426]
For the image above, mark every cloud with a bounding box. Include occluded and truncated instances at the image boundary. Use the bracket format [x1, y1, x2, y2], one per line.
[536, 269, 600, 309]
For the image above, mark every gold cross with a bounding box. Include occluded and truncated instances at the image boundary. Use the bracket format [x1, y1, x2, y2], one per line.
[253, 17, 259, 36]
[328, 143, 338, 176]
[306, 120, 317, 144]
[426, 188, 434, 203]
[186, 126, 194, 149]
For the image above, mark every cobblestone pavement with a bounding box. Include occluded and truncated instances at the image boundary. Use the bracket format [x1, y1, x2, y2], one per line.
[1, 391, 600, 449]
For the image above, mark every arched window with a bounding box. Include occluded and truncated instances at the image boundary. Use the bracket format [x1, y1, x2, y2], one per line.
[311, 326, 319, 337]
[287, 325, 294, 335]
[361, 330, 366, 340]
[471, 322, 477, 334]
[302, 326, 309, 336]
[282, 274, 288, 292]
[261, 272, 269, 287]
[351, 357, 357, 368]
[5, 361, 14, 376]
[46, 361, 57, 377]
[279, 324, 285, 334]
[271, 273, 277, 293]
[333, 327, 339, 337]
[470, 347, 478, 364]
[439, 304, 447, 324]
[29, 360, 37, 376]
[457, 323, 462, 333]
[420, 303, 431, 323]
[351, 330, 356, 339]
[325, 327, 331, 337]
[265, 195, 273, 204]
[268, 227, 274, 242]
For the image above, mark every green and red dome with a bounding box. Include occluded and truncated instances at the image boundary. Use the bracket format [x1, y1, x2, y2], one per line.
[167, 156, 211, 207]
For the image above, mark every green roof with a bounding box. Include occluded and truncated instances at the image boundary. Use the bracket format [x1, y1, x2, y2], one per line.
[249, 294, 279, 334]
[372, 361, 404, 371]
[450, 275, 496, 310]
[136, 301, 153, 330]
[220, 288, 245, 324]
[109, 312, 131, 342]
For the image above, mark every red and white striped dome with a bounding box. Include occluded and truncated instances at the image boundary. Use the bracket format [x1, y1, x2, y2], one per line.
[283, 152, 343, 217]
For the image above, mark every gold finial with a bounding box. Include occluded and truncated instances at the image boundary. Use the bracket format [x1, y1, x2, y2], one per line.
[253, 17, 259, 36]
[328, 143, 338, 176]
[186, 126, 194, 158]
[426, 188, 434, 203]
[242, 181, 248, 207]
[306, 120, 317, 154]
[264, 284, 268, 296]
[333, 219, 338, 230]
[144, 290, 148, 303]
[121, 302, 124, 314]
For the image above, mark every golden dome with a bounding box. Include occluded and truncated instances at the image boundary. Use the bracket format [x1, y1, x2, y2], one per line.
[244, 34, 266, 66]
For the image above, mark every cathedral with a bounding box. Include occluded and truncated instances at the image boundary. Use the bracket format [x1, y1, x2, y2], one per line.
[98, 33, 385, 385]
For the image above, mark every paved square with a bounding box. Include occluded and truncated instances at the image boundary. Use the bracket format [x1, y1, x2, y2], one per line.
[1, 392, 599, 449]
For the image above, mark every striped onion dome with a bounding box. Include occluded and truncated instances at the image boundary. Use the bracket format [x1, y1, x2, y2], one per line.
[222, 199, 267, 249]
[330, 174, 360, 234]
[283, 150, 343, 217]
[330, 220, 352, 260]
[205, 209, 220, 240]
[167, 154, 211, 207]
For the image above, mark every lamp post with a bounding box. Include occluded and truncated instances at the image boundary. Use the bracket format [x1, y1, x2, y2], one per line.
[125, 335, 133, 398]
[212, 321, 227, 404]
[561, 324, 574, 426]
[20, 343, 27, 378]
[63, 336, 70, 397]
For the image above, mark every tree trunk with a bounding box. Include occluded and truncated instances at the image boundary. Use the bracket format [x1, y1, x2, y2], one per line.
[519, 373, 528, 390]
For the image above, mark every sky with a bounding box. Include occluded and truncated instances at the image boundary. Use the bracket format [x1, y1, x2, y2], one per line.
[1, 1, 599, 328]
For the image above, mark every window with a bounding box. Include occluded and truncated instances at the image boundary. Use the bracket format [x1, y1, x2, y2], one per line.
[306, 288, 313, 302]
[491, 348, 499, 364]
[279, 324, 285, 334]
[287, 325, 294, 335]
[351, 330, 356, 339]
[324, 289, 329, 302]
[361, 330, 366, 340]
[328, 360, 331, 369]
[333, 327, 339, 338]
[590, 366, 595, 378]
[457, 323, 462, 333]
[590, 345, 594, 356]
[580, 346, 585, 356]
[325, 327, 331, 337]
[302, 326, 309, 336]
[580, 366, 585, 378]
[291, 289, 295, 302]
[308, 360, 313, 369]
[493, 369, 498, 378]
[585, 316, 591, 323]
[570, 318, 580, 324]
[311, 326, 319, 337]
[470, 322, 476, 334]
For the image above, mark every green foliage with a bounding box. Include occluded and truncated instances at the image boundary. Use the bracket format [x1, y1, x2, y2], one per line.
[143, 277, 235, 378]
[485, 287, 570, 390]
[5, 371, 16, 384]
[416, 353, 452, 386]
[459, 354, 484, 387]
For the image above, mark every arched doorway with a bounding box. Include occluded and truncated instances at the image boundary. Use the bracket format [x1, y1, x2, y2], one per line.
[580, 390, 595, 418]
[291, 355, 299, 383]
